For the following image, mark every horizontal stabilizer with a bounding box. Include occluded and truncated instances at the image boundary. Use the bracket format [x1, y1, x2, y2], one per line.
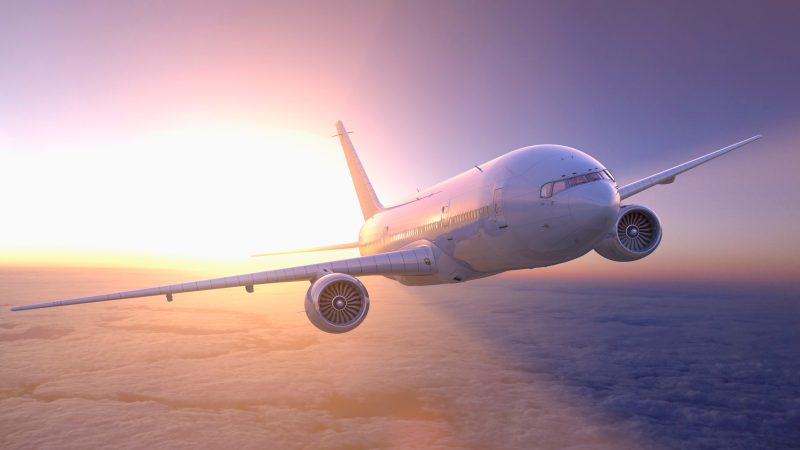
[252, 242, 359, 257]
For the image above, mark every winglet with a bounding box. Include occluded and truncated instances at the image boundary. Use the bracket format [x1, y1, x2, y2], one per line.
[336, 121, 384, 219]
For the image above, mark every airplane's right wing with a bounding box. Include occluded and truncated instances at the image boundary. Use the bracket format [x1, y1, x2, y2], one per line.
[10, 246, 436, 311]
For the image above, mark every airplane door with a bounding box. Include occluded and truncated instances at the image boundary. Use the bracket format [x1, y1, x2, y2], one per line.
[493, 188, 508, 228]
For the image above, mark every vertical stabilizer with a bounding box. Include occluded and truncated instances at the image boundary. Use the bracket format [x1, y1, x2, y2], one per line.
[335, 120, 384, 220]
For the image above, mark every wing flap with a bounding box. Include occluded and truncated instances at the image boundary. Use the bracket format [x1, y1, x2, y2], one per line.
[11, 246, 436, 311]
[618, 135, 761, 200]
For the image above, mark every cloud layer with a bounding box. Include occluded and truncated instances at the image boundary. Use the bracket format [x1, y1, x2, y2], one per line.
[1, 269, 798, 449]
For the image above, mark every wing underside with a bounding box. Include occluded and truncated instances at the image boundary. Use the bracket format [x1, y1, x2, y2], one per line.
[11, 246, 436, 311]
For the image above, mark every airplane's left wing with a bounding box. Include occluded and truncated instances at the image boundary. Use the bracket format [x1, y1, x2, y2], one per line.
[10, 246, 436, 311]
[618, 135, 761, 200]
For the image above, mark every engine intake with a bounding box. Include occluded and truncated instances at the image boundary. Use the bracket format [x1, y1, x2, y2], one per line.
[305, 273, 370, 333]
[594, 205, 662, 262]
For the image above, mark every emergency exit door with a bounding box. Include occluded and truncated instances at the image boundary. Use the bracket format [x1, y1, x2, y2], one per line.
[493, 188, 508, 228]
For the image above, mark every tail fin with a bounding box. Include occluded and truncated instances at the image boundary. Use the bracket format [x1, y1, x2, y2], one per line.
[335, 120, 383, 220]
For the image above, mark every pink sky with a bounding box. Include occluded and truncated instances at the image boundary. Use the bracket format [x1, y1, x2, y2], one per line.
[0, 1, 798, 283]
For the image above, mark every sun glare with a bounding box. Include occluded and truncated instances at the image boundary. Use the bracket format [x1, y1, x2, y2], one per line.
[0, 120, 364, 266]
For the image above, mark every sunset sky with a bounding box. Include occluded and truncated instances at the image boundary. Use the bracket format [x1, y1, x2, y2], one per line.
[1, 0, 798, 282]
[2, 3, 800, 449]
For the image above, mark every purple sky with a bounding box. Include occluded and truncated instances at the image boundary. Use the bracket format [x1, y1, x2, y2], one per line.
[1, 4, 799, 448]
[0, 0, 798, 282]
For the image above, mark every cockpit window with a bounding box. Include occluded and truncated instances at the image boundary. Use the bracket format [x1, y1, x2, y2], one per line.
[586, 172, 602, 182]
[540, 182, 553, 198]
[540, 170, 614, 198]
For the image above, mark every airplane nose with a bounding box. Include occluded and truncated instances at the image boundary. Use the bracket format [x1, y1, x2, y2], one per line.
[568, 181, 619, 235]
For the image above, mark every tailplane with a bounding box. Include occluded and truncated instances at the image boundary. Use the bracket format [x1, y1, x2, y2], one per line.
[252, 241, 359, 257]
[335, 120, 383, 220]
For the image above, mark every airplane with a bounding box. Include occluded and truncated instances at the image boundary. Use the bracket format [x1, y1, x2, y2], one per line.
[11, 122, 761, 333]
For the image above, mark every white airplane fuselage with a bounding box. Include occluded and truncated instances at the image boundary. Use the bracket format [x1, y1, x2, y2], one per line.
[10, 119, 759, 336]
[359, 144, 620, 285]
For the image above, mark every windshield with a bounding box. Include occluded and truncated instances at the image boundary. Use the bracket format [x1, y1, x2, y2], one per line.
[540, 170, 614, 198]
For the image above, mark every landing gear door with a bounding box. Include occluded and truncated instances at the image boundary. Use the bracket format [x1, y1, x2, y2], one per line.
[493, 188, 508, 229]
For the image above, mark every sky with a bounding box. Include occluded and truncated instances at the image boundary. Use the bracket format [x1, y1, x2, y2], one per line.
[1, 2, 800, 449]
[0, 0, 798, 283]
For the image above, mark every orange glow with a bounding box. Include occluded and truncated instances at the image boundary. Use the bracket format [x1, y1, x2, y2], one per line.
[0, 2, 796, 284]
[0, 120, 364, 265]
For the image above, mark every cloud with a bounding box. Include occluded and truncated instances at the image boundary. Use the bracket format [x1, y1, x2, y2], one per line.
[1, 269, 798, 449]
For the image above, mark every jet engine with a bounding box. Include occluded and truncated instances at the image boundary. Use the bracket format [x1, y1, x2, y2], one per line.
[594, 205, 662, 262]
[305, 273, 370, 333]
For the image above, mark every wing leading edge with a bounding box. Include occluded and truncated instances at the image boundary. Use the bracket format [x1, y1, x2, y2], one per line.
[618, 135, 761, 200]
[10, 247, 436, 311]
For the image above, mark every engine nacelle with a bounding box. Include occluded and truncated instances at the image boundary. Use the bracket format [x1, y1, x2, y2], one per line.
[594, 204, 662, 262]
[305, 273, 370, 333]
